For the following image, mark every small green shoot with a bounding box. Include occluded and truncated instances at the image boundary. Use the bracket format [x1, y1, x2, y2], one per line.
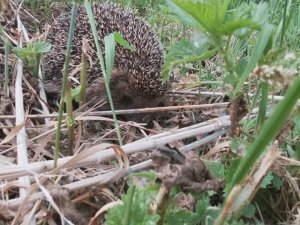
[13, 41, 51, 77]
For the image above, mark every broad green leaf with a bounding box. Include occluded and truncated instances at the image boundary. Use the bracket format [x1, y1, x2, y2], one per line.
[219, 19, 259, 36]
[162, 39, 216, 80]
[170, 0, 231, 35]
[167, 0, 200, 26]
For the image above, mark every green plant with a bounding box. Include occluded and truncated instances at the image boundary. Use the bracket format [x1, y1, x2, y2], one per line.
[162, 0, 300, 224]
[105, 185, 160, 225]
[13, 41, 51, 76]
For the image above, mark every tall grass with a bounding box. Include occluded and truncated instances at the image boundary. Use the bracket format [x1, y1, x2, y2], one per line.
[53, 3, 78, 168]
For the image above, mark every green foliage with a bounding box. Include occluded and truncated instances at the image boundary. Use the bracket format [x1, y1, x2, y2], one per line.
[205, 160, 225, 179]
[241, 204, 256, 219]
[165, 194, 211, 225]
[259, 171, 283, 190]
[164, 0, 271, 96]
[13, 41, 51, 76]
[229, 73, 300, 190]
[162, 39, 216, 80]
[260, 171, 274, 188]
[105, 185, 160, 225]
[272, 174, 283, 190]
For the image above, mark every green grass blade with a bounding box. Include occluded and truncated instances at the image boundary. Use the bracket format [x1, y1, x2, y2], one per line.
[232, 23, 273, 98]
[4, 37, 9, 93]
[256, 82, 269, 132]
[279, 0, 288, 47]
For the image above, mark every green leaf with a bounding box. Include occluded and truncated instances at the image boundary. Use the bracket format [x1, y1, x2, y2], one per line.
[229, 219, 247, 225]
[113, 32, 136, 52]
[105, 185, 159, 225]
[70, 86, 81, 102]
[167, 0, 200, 26]
[260, 171, 273, 188]
[251, 2, 269, 24]
[170, 0, 231, 35]
[31, 41, 52, 53]
[196, 194, 210, 223]
[242, 204, 256, 219]
[205, 160, 225, 179]
[206, 206, 221, 225]
[256, 82, 269, 132]
[219, 19, 259, 36]
[165, 209, 200, 225]
[162, 39, 216, 80]
[272, 174, 283, 190]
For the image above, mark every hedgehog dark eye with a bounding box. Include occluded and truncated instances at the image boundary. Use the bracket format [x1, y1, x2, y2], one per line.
[121, 95, 133, 104]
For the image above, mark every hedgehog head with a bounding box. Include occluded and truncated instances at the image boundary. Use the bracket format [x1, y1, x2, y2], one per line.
[87, 69, 165, 109]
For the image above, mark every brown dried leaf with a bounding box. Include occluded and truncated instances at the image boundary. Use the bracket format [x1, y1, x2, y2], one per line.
[0, 120, 25, 146]
[152, 151, 224, 192]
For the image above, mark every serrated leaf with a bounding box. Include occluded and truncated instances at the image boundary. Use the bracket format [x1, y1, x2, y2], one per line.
[105, 185, 159, 225]
[196, 194, 210, 223]
[169, 0, 231, 35]
[219, 19, 259, 36]
[205, 160, 225, 179]
[259, 167, 273, 188]
[167, 0, 199, 26]
[162, 39, 216, 80]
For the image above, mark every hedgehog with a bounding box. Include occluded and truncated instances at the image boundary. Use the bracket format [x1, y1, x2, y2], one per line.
[43, 4, 169, 112]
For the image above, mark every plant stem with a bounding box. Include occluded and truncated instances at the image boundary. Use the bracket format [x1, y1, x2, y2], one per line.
[53, 4, 78, 168]
[4, 37, 10, 93]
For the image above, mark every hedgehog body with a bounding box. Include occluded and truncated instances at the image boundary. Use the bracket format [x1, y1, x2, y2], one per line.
[44, 4, 168, 109]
